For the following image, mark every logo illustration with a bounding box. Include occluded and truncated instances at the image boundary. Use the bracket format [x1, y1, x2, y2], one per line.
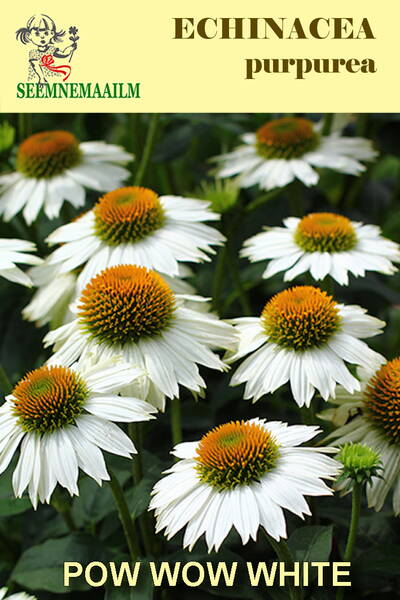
[16, 14, 79, 83]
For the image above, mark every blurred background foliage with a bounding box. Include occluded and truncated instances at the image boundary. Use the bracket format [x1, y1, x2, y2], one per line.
[0, 113, 399, 599]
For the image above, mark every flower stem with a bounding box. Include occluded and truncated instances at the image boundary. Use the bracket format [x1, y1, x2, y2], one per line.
[322, 113, 334, 136]
[336, 483, 362, 600]
[109, 469, 140, 561]
[288, 182, 303, 217]
[51, 488, 77, 532]
[129, 423, 144, 481]
[60, 508, 77, 532]
[0, 365, 12, 395]
[128, 423, 155, 556]
[343, 114, 369, 210]
[17, 113, 32, 142]
[355, 113, 368, 137]
[134, 113, 160, 186]
[212, 206, 250, 315]
[130, 113, 141, 165]
[225, 204, 251, 316]
[226, 250, 251, 316]
[319, 276, 335, 297]
[300, 404, 317, 426]
[245, 187, 283, 213]
[265, 533, 302, 600]
[171, 397, 183, 446]
[221, 280, 260, 314]
[211, 240, 229, 314]
[344, 167, 370, 210]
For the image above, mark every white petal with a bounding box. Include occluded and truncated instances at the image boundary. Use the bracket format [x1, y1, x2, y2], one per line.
[76, 414, 135, 457]
[328, 333, 383, 370]
[3, 178, 37, 221]
[253, 484, 287, 540]
[22, 180, 47, 224]
[85, 395, 155, 422]
[44, 430, 79, 496]
[0, 430, 25, 474]
[289, 354, 315, 407]
[12, 434, 39, 498]
[67, 425, 109, 484]
[172, 441, 199, 459]
[83, 361, 144, 393]
[290, 159, 319, 186]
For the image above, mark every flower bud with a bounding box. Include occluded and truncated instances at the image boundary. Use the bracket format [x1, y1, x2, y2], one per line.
[336, 442, 382, 488]
[197, 179, 239, 214]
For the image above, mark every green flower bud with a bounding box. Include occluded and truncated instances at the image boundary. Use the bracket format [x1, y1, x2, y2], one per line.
[336, 442, 382, 488]
[0, 122, 15, 154]
[197, 179, 239, 214]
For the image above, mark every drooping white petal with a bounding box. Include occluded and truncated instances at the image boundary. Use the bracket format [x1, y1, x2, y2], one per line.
[289, 353, 315, 407]
[3, 178, 38, 221]
[83, 360, 144, 394]
[22, 179, 47, 225]
[37, 435, 57, 504]
[12, 434, 40, 499]
[67, 425, 109, 484]
[0, 430, 25, 474]
[76, 414, 136, 457]
[328, 333, 384, 370]
[253, 484, 287, 540]
[85, 395, 156, 422]
[44, 430, 79, 496]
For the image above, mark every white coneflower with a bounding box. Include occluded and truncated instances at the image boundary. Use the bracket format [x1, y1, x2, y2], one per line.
[0, 239, 42, 286]
[0, 359, 156, 507]
[242, 213, 400, 285]
[213, 117, 377, 191]
[227, 285, 385, 407]
[44, 265, 236, 400]
[150, 418, 339, 551]
[40, 185, 224, 286]
[324, 358, 400, 514]
[23, 260, 194, 328]
[0, 131, 133, 223]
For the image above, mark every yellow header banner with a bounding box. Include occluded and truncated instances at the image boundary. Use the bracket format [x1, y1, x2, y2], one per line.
[0, 0, 397, 112]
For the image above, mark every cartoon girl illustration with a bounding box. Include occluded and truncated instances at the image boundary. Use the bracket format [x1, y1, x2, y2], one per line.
[16, 14, 79, 83]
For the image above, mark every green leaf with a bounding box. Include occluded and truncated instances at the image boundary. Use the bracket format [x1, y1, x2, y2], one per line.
[371, 155, 400, 181]
[141, 450, 165, 479]
[72, 467, 132, 526]
[126, 478, 153, 520]
[266, 589, 291, 600]
[377, 121, 400, 157]
[315, 169, 346, 206]
[245, 187, 284, 213]
[105, 588, 137, 600]
[104, 579, 153, 600]
[288, 525, 333, 563]
[0, 467, 31, 516]
[202, 581, 254, 599]
[104, 560, 153, 600]
[310, 590, 335, 600]
[11, 533, 106, 593]
[72, 477, 115, 526]
[123, 451, 165, 520]
[353, 544, 400, 575]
